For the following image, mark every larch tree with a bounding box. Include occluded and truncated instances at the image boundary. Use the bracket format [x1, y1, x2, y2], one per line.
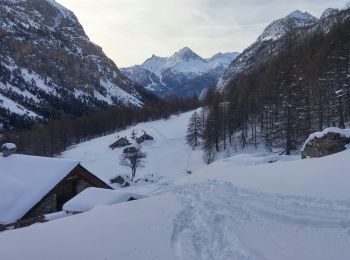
[186, 111, 201, 149]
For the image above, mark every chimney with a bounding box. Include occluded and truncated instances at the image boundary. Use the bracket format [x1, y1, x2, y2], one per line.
[2, 143, 17, 157]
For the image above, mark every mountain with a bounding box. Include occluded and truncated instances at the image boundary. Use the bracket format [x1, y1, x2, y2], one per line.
[0, 0, 150, 129]
[121, 48, 239, 97]
[207, 7, 350, 155]
[320, 8, 339, 20]
[217, 10, 322, 90]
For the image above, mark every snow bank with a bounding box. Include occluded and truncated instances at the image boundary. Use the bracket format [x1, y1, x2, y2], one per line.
[181, 149, 350, 200]
[63, 188, 145, 213]
[45, 211, 72, 221]
[0, 193, 181, 260]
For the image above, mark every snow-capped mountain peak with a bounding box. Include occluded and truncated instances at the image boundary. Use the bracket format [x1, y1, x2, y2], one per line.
[217, 9, 330, 90]
[140, 47, 236, 76]
[206, 52, 240, 67]
[286, 10, 317, 23]
[257, 10, 317, 42]
[172, 47, 205, 62]
[122, 48, 239, 97]
[320, 8, 339, 20]
[141, 55, 167, 75]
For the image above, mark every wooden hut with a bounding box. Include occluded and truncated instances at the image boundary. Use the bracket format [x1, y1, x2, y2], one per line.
[0, 153, 111, 228]
[136, 133, 154, 144]
[110, 137, 131, 149]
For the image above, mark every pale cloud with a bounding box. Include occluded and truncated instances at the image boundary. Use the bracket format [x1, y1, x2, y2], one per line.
[57, 0, 348, 67]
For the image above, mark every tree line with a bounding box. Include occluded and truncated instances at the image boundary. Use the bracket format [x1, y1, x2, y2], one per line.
[186, 8, 350, 162]
[2, 95, 199, 156]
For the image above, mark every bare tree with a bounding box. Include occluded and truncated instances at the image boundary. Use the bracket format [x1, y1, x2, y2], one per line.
[120, 146, 146, 181]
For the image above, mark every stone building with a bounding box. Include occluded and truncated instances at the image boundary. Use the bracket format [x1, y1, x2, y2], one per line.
[0, 148, 111, 226]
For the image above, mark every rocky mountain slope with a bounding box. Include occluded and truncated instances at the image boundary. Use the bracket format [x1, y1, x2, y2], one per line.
[217, 9, 340, 90]
[122, 48, 239, 97]
[0, 0, 148, 129]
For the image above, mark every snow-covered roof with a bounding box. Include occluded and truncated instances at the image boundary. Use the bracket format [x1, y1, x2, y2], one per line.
[301, 127, 350, 151]
[2, 143, 16, 150]
[0, 154, 79, 224]
[63, 187, 145, 213]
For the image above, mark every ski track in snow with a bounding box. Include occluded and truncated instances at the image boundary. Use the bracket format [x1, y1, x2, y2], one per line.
[171, 181, 350, 260]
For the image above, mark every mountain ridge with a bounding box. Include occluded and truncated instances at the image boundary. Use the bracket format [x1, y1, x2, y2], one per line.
[122, 48, 239, 97]
[0, 0, 149, 129]
[216, 8, 340, 90]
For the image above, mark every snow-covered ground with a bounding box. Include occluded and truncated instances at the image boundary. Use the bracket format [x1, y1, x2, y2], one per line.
[61, 111, 206, 187]
[1, 111, 350, 260]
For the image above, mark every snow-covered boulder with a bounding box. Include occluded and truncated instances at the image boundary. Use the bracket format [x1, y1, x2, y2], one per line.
[63, 188, 145, 213]
[110, 175, 130, 187]
[301, 128, 350, 159]
[1, 143, 17, 157]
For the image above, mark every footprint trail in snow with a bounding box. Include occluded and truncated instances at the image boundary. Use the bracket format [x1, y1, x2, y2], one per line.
[171, 181, 350, 260]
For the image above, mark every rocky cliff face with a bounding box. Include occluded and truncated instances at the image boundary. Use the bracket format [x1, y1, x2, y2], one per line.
[0, 0, 146, 128]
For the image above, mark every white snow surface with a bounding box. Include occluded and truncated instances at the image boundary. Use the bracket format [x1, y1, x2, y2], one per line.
[61, 111, 206, 184]
[0, 155, 79, 224]
[2, 143, 16, 150]
[1, 111, 350, 259]
[63, 187, 145, 213]
[98, 79, 143, 107]
[0, 93, 39, 118]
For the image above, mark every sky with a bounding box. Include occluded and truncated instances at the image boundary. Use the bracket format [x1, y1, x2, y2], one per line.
[57, 0, 348, 68]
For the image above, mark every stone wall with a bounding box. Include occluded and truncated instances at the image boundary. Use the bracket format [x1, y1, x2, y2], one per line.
[25, 193, 57, 219]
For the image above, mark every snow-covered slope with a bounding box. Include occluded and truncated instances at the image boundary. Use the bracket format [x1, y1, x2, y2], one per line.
[61, 111, 206, 184]
[217, 9, 336, 90]
[256, 10, 317, 42]
[320, 8, 339, 20]
[60, 111, 289, 185]
[0, 110, 349, 259]
[0, 0, 145, 128]
[122, 48, 239, 97]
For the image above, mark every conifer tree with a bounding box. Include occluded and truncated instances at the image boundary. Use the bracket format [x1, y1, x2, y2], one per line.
[186, 111, 201, 149]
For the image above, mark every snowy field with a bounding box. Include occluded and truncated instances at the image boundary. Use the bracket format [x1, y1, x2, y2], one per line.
[61, 111, 205, 185]
[1, 111, 350, 260]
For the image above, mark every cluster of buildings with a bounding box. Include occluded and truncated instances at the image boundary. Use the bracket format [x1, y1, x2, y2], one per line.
[109, 131, 153, 150]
